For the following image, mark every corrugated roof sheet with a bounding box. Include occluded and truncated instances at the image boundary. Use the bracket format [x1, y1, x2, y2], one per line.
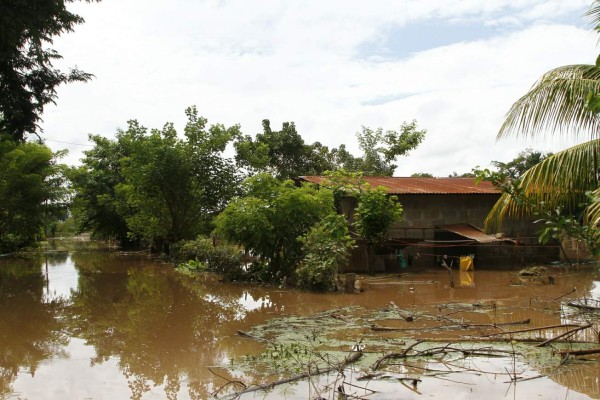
[299, 176, 499, 195]
[437, 224, 503, 243]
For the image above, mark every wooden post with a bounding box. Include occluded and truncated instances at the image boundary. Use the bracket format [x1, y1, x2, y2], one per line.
[344, 273, 356, 293]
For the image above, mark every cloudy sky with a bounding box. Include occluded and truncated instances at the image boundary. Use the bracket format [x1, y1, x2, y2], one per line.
[41, 0, 597, 176]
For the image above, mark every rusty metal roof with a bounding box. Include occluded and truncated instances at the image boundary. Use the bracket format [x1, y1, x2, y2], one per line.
[299, 176, 499, 195]
[437, 224, 505, 243]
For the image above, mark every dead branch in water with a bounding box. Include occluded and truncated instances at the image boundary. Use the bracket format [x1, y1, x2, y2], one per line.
[558, 348, 600, 357]
[236, 330, 268, 342]
[371, 340, 425, 370]
[553, 287, 576, 301]
[535, 323, 593, 347]
[567, 302, 600, 311]
[481, 323, 580, 337]
[388, 301, 414, 322]
[217, 351, 363, 399]
[370, 319, 530, 333]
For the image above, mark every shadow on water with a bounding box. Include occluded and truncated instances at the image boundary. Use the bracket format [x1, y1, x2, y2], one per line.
[0, 240, 599, 399]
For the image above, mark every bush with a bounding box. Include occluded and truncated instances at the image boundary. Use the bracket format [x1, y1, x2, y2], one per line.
[295, 214, 355, 291]
[170, 236, 244, 280]
[170, 236, 213, 264]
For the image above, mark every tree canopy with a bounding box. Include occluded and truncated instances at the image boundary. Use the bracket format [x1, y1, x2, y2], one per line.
[214, 174, 335, 280]
[70, 107, 240, 251]
[0, 0, 98, 141]
[0, 134, 66, 251]
[234, 119, 426, 178]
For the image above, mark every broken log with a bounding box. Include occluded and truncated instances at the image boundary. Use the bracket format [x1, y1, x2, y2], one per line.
[388, 301, 414, 322]
[558, 348, 600, 357]
[218, 351, 363, 399]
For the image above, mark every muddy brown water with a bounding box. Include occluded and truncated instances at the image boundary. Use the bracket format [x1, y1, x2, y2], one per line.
[0, 240, 599, 399]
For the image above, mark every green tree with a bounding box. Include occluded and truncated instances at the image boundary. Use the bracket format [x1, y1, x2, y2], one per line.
[234, 120, 334, 179]
[0, 134, 66, 251]
[354, 186, 403, 272]
[69, 134, 134, 247]
[323, 170, 403, 272]
[116, 107, 240, 251]
[411, 172, 434, 178]
[296, 214, 355, 291]
[486, 1, 600, 246]
[491, 148, 552, 180]
[0, 0, 98, 141]
[70, 107, 240, 251]
[214, 174, 335, 281]
[349, 121, 426, 176]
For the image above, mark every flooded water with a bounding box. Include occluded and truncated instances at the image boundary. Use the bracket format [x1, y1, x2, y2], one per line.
[1, 240, 599, 400]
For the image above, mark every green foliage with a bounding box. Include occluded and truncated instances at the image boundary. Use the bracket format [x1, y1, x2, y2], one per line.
[350, 121, 426, 176]
[296, 214, 355, 291]
[354, 186, 403, 246]
[411, 172, 434, 178]
[70, 107, 240, 251]
[244, 342, 311, 374]
[170, 236, 244, 280]
[0, 0, 98, 141]
[322, 170, 403, 272]
[214, 174, 335, 282]
[0, 135, 67, 251]
[234, 120, 334, 179]
[175, 259, 209, 275]
[234, 119, 426, 179]
[170, 236, 214, 264]
[68, 134, 133, 246]
[476, 169, 600, 258]
[491, 2, 600, 243]
[491, 148, 552, 180]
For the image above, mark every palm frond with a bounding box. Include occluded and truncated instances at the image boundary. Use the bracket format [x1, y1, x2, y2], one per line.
[485, 139, 600, 230]
[587, 187, 600, 226]
[498, 65, 600, 141]
[586, 0, 600, 37]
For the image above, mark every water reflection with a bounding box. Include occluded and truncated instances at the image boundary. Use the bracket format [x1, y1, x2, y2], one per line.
[0, 257, 68, 397]
[1, 243, 599, 399]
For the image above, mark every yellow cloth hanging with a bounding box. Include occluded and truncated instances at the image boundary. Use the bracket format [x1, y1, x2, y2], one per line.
[459, 255, 474, 271]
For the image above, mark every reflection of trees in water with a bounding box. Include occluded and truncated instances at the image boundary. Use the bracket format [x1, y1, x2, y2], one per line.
[542, 362, 600, 398]
[0, 258, 68, 397]
[67, 266, 267, 399]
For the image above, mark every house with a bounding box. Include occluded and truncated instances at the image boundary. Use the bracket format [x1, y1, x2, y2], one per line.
[299, 176, 560, 272]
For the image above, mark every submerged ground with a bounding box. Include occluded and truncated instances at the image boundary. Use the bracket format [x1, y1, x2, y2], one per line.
[0, 240, 598, 399]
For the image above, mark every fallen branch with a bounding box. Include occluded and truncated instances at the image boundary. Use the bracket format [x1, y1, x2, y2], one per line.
[330, 313, 353, 323]
[462, 319, 530, 328]
[481, 323, 580, 337]
[558, 348, 600, 357]
[236, 330, 268, 342]
[388, 301, 414, 322]
[370, 319, 530, 333]
[217, 351, 363, 399]
[553, 288, 576, 301]
[535, 323, 593, 347]
[567, 302, 600, 311]
[372, 340, 424, 370]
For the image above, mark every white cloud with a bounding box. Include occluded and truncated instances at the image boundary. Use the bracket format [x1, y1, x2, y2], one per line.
[41, 0, 596, 176]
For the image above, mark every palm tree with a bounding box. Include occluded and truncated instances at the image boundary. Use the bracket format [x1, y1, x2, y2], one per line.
[485, 2, 600, 239]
